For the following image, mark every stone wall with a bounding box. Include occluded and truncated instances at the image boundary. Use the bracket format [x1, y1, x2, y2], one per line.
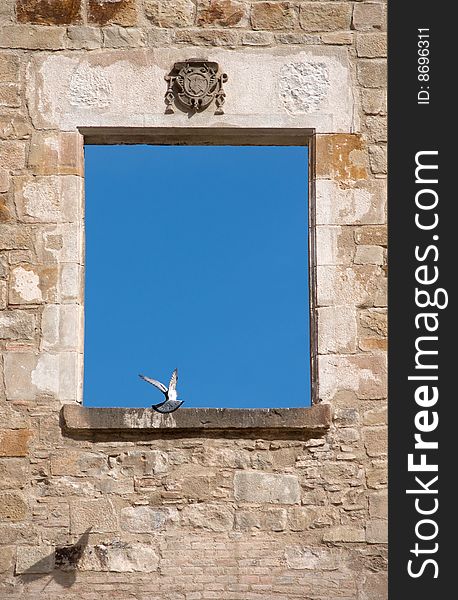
[0, 1, 387, 598]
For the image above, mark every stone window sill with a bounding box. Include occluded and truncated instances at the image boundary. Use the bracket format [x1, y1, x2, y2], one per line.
[61, 404, 331, 440]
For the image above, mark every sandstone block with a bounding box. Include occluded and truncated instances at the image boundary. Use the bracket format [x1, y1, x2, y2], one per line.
[181, 503, 234, 531]
[300, 3, 352, 32]
[356, 33, 387, 58]
[0, 140, 26, 171]
[15, 545, 55, 573]
[363, 426, 387, 457]
[321, 31, 353, 45]
[28, 131, 84, 176]
[366, 459, 387, 489]
[70, 499, 118, 534]
[0, 546, 14, 573]
[355, 225, 387, 246]
[102, 25, 144, 48]
[316, 226, 354, 265]
[0, 54, 19, 83]
[362, 88, 387, 116]
[285, 546, 341, 569]
[366, 520, 388, 544]
[120, 506, 169, 532]
[234, 471, 300, 504]
[368, 490, 387, 519]
[88, 0, 137, 26]
[357, 60, 387, 88]
[0, 82, 20, 107]
[0, 492, 28, 522]
[144, 0, 195, 27]
[354, 245, 384, 265]
[369, 144, 387, 174]
[363, 406, 387, 426]
[67, 25, 103, 49]
[0, 25, 66, 49]
[318, 306, 357, 354]
[322, 525, 365, 543]
[0, 429, 32, 457]
[359, 573, 388, 600]
[251, 2, 297, 31]
[234, 510, 261, 530]
[50, 450, 105, 477]
[318, 354, 387, 401]
[173, 28, 239, 46]
[365, 115, 387, 143]
[80, 542, 159, 572]
[0, 167, 9, 192]
[242, 31, 274, 46]
[352, 3, 385, 31]
[0, 310, 36, 340]
[198, 1, 246, 27]
[0, 0, 15, 22]
[316, 134, 368, 181]
[16, 0, 81, 25]
[0, 458, 29, 489]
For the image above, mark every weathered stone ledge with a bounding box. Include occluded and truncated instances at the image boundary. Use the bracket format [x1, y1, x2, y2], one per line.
[62, 404, 331, 439]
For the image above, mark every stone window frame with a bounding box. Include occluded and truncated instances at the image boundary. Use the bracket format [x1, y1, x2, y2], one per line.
[59, 126, 331, 437]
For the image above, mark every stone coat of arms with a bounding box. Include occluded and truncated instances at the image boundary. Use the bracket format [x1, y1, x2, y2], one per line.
[165, 60, 228, 115]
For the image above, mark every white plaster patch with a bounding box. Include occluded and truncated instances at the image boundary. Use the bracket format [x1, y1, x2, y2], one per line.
[11, 266, 42, 303]
[279, 62, 330, 114]
[69, 65, 113, 108]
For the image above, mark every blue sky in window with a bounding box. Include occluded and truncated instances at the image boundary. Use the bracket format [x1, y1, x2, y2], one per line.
[84, 145, 310, 408]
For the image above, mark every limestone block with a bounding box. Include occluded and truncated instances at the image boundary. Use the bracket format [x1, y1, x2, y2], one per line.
[234, 471, 300, 504]
[41, 304, 82, 351]
[317, 265, 385, 307]
[15, 545, 55, 573]
[67, 25, 103, 49]
[198, 1, 247, 27]
[366, 520, 388, 544]
[316, 134, 368, 181]
[145, 0, 195, 27]
[318, 354, 387, 401]
[0, 0, 15, 22]
[368, 490, 387, 519]
[355, 225, 387, 247]
[365, 115, 387, 143]
[60, 263, 84, 303]
[0, 140, 26, 170]
[0, 83, 20, 107]
[70, 499, 118, 533]
[317, 306, 357, 354]
[9, 264, 42, 304]
[251, 2, 297, 31]
[120, 506, 170, 532]
[26, 48, 355, 133]
[369, 144, 387, 174]
[102, 25, 145, 48]
[356, 33, 387, 58]
[0, 167, 9, 192]
[0, 546, 14, 573]
[4, 351, 79, 401]
[0, 429, 32, 457]
[316, 226, 354, 265]
[322, 525, 365, 543]
[0, 25, 66, 50]
[0, 54, 20, 82]
[14, 176, 82, 224]
[80, 542, 159, 572]
[0, 310, 36, 340]
[181, 503, 234, 531]
[300, 3, 352, 32]
[352, 3, 385, 32]
[16, 0, 81, 25]
[0, 458, 29, 489]
[0, 492, 28, 522]
[88, 0, 137, 26]
[363, 426, 387, 457]
[28, 131, 84, 176]
[0, 225, 34, 253]
[357, 60, 387, 89]
[34, 224, 83, 264]
[361, 88, 387, 115]
[359, 308, 387, 352]
[354, 245, 384, 265]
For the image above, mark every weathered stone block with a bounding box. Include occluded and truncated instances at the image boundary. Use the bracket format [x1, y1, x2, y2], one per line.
[369, 144, 387, 174]
[242, 31, 274, 46]
[144, 0, 195, 27]
[120, 506, 170, 532]
[363, 406, 387, 426]
[365, 115, 387, 143]
[316, 179, 385, 226]
[352, 3, 385, 32]
[0, 429, 32, 457]
[0, 310, 36, 340]
[316, 226, 354, 266]
[317, 265, 385, 307]
[322, 525, 365, 543]
[300, 3, 352, 32]
[363, 426, 387, 457]
[14, 176, 82, 224]
[285, 546, 341, 569]
[0, 458, 29, 489]
[41, 304, 82, 351]
[358, 60, 387, 89]
[181, 503, 234, 531]
[0, 54, 19, 82]
[354, 245, 384, 265]
[50, 450, 105, 477]
[15, 544, 55, 573]
[66, 25, 103, 49]
[0, 167, 9, 192]
[234, 471, 300, 504]
[321, 31, 353, 45]
[366, 520, 387, 544]
[9, 264, 42, 304]
[102, 25, 145, 48]
[361, 88, 387, 115]
[28, 131, 84, 176]
[197, 0, 246, 27]
[70, 499, 118, 533]
[359, 572, 388, 600]
[0, 82, 20, 107]
[355, 225, 387, 247]
[366, 459, 387, 489]
[0, 140, 26, 170]
[368, 490, 387, 519]
[80, 542, 159, 572]
[318, 354, 387, 401]
[318, 306, 357, 354]
[316, 134, 368, 181]
[0, 25, 66, 49]
[251, 2, 297, 30]
[88, 0, 137, 26]
[356, 33, 387, 58]
[16, 0, 81, 25]
[0, 492, 28, 521]
[0, 546, 14, 573]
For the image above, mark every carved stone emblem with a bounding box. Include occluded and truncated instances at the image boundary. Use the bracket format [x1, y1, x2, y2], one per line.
[165, 60, 228, 115]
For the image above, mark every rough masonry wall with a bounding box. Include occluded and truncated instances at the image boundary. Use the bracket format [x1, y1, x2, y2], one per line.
[0, 1, 387, 599]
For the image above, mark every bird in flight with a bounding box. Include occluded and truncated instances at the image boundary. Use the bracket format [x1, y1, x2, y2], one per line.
[139, 368, 184, 413]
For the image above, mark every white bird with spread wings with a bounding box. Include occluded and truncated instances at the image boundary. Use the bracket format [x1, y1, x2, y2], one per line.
[139, 368, 183, 413]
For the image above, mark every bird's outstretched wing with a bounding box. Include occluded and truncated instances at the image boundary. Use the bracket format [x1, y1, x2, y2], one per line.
[152, 399, 183, 414]
[139, 374, 168, 394]
[169, 369, 178, 393]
